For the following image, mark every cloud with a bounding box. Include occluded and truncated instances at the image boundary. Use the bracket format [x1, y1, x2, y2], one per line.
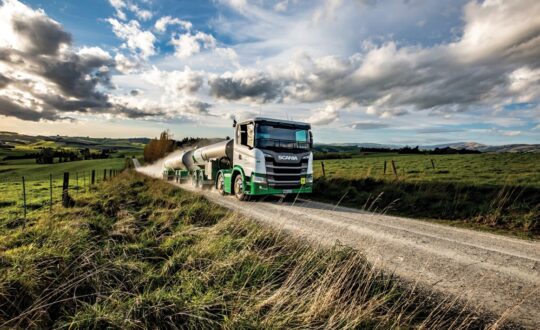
[154, 16, 192, 33]
[208, 69, 282, 103]
[0, 0, 172, 122]
[143, 67, 204, 95]
[0, 0, 71, 55]
[107, 18, 156, 59]
[108, 0, 127, 20]
[170, 31, 217, 59]
[307, 103, 341, 126]
[210, 0, 540, 126]
[108, 0, 153, 21]
[502, 130, 522, 137]
[114, 53, 140, 74]
[350, 121, 390, 130]
[417, 127, 465, 134]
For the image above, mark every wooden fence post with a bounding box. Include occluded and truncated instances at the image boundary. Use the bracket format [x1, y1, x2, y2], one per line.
[391, 160, 398, 178]
[321, 161, 326, 177]
[383, 160, 387, 175]
[62, 172, 70, 207]
[49, 174, 53, 213]
[430, 159, 435, 169]
[91, 170, 95, 184]
[22, 176, 27, 224]
[109, 169, 113, 178]
[103, 169, 107, 181]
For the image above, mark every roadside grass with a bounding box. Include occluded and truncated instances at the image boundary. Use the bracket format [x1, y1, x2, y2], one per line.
[0, 172, 502, 329]
[312, 153, 540, 237]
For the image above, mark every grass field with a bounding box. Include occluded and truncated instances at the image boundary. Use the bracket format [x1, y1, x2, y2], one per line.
[311, 153, 540, 236]
[0, 172, 500, 328]
[313, 153, 540, 187]
[0, 158, 128, 223]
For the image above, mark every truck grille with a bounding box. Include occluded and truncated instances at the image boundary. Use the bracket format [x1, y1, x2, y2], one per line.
[264, 155, 308, 189]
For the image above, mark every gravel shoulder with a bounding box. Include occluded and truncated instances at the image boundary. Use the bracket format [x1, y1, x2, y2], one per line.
[137, 167, 540, 329]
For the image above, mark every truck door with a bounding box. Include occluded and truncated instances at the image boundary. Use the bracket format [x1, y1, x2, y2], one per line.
[234, 122, 255, 176]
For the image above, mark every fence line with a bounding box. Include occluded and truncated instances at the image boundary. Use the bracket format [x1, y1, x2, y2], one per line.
[1, 168, 123, 223]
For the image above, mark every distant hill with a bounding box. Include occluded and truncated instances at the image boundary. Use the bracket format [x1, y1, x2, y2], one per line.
[0, 132, 150, 150]
[318, 141, 540, 153]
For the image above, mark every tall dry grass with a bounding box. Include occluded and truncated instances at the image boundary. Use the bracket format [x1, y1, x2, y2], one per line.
[0, 171, 507, 329]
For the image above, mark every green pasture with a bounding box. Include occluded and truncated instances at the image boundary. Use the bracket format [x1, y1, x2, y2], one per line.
[313, 153, 540, 188]
[0, 158, 128, 222]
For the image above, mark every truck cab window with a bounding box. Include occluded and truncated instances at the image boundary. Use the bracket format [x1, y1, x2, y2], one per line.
[238, 124, 248, 146]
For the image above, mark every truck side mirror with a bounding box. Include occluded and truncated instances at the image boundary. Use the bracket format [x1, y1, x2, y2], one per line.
[309, 130, 313, 148]
[232, 119, 237, 128]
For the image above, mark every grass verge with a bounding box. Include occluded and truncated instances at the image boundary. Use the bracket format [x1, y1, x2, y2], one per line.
[312, 177, 540, 238]
[0, 171, 508, 329]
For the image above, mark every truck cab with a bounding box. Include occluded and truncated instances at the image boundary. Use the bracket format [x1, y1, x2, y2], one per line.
[218, 117, 314, 200]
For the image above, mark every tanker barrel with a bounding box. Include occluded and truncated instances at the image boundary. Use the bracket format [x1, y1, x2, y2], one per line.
[192, 140, 233, 164]
[163, 156, 187, 170]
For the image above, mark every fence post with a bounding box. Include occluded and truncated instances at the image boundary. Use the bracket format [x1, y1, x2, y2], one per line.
[391, 160, 398, 178]
[103, 169, 107, 181]
[49, 174, 53, 213]
[91, 170, 95, 184]
[62, 172, 70, 207]
[22, 176, 27, 225]
[430, 159, 435, 169]
[383, 160, 387, 175]
[321, 161, 326, 177]
[109, 169, 113, 179]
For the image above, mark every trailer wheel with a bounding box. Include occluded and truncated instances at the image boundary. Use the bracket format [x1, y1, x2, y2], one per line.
[216, 173, 225, 195]
[234, 175, 248, 201]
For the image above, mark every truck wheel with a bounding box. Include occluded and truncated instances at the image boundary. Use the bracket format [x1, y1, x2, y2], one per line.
[216, 173, 225, 195]
[234, 175, 248, 201]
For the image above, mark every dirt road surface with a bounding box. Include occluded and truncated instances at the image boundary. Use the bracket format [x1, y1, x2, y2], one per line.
[136, 163, 540, 328]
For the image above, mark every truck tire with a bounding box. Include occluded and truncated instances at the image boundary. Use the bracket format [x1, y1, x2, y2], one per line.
[234, 175, 248, 201]
[216, 173, 225, 195]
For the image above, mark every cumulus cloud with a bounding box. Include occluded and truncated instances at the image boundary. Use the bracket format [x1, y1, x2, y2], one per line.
[170, 31, 218, 59]
[0, 0, 179, 122]
[155, 16, 192, 33]
[208, 69, 282, 103]
[107, 0, 153, 21]
[307, 103, 341, 125]
[143, 67, 204, 95]
[107, 18, 156, 59]
[209, 0, 540, 125]
[114, 53, 140, 74]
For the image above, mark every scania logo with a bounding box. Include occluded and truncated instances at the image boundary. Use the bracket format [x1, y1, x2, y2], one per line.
[278, 155, 298, 161]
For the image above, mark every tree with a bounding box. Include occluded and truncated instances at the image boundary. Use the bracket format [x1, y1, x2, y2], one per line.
[143, 130, 176, 163]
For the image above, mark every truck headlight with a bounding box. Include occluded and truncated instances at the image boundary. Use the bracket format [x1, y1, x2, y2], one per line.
[252, 176, 266, 183]
[306, 174, 313, 183]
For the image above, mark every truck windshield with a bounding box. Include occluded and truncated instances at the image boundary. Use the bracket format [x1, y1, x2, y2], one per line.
[255, 124, 310, 150]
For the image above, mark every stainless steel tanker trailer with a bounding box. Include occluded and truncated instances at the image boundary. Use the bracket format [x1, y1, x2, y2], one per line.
[162, 117, 314, 200]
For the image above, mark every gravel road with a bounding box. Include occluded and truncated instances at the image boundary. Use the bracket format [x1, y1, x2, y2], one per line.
[137, 163, 540, 328]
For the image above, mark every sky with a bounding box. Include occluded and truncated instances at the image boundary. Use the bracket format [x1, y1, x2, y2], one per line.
[0, 0, 539, 145]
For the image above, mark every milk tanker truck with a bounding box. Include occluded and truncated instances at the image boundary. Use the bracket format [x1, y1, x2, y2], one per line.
[163, 117, 313, 200]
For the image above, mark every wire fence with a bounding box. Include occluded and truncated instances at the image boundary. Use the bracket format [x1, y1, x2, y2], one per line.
[1, 168, 123, 225]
